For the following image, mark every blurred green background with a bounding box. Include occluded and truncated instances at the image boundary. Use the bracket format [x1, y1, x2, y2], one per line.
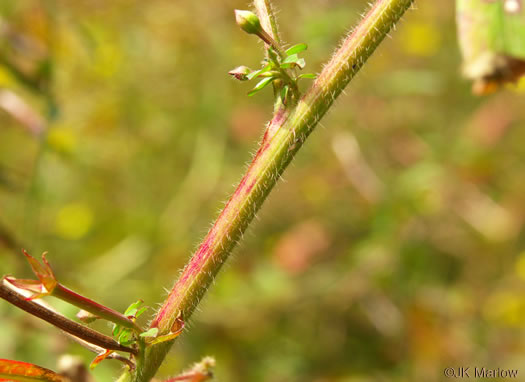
[1, 0, 525, 381]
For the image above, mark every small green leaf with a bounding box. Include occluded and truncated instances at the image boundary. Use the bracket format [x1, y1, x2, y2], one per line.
[298, 73, 317, 79]
[146, 330, 183, 346]
[247, 63, 273, 80]
[282, 54, 299, 64]
[285, 43, 307, 56]
[112, 323, 121, 337]
[118, 328, 133, 345]
[246, 70, 261, 81]
[280, 85, 289, 101]
[281, 55, 306, 69]
[248, 77, 274, 96]
[268, 47, 280, 63]
[136, 306, 148, 318]
[124, 300, 143, 316]
[140, 327, 159, 338]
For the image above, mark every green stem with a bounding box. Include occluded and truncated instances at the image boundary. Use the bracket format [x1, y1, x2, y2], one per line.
[130, 0, 414, 380]
[254, 0, 288, 110]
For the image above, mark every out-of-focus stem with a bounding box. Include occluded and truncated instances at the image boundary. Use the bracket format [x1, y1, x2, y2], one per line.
[130, 0, 414, 380]
[0, 221, 21, 252]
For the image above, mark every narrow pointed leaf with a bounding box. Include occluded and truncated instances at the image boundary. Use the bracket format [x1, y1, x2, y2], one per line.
[118, 328, 134, 345]
[0, 359, 70, 382]
[281, 55, 306, 69]
[23, 251, 57, 292]
[163, 372, 210, 381]
[124, 300, 143, 316]
[10, 250, 58, 299]
[280, 85, 289, 102]
[282, 54, 299, 64]
[246, 63, 273, 81]
[247, 77, 274, 96]
[298, 73, 317, 79]
[135, 306, 148, 318]
[15, 251, 140, 331]
[4, 278, 45, 295]
[112, 323, 122, 337]
[89, 350, 114, 370]
[147, 317, 185, 346]
[296, 58, 306, 69]
[139, 328, 159, 338]
[285, 43, 307, 56]
[146, 330, 183, 346]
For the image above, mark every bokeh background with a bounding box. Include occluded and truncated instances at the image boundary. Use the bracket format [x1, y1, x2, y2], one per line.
[1, 1, 525, 381]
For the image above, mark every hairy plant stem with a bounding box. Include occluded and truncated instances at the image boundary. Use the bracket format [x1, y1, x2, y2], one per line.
[254, 0, 281, 47]
[129, 0, 414, 380]
[254, 0, 288, 112]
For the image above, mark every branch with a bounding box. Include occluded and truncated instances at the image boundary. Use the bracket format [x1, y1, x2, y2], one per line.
[254, 0, 281, 47]
[129, 0, 414, 380]
[0, 283, 138, 355]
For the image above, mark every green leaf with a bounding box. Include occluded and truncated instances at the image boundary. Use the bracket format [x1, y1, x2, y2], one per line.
[281, 55, 306, 69]
[140, 327, 159, 338]
[146, 330, 183, 346]
[124, 299, 143, 316]
[298, 73, 316, 79]
[267, 47, 280, 63]
[285, 43, 307, 56]
[247, 77, 274, 96]
[118, 328, 134, 345]
[280, 85, 289, 101]
[295, 58, 306, 69]
[136, 306, 148, 318]
[246, 63, 273, 81]
[112, 323, 121, 337]
[282, 54, 299, 64]
[457, 0, 525, 92]
[246, 69, 262, 81]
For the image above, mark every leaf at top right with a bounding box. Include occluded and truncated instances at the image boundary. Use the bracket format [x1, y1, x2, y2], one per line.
[456, 0, 525, 95]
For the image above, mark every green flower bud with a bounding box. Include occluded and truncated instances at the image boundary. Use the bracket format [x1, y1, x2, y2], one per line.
[228, 66, 252, 81]
[234, 10, 262, 36]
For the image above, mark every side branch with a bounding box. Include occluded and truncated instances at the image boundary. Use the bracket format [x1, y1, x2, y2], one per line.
[254, 0, 281, 46]
[0, 284, 137, 355]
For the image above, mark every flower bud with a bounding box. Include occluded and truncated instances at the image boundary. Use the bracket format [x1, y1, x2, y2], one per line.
[228, 66, 252, 81]
[234, 10, 262, 36]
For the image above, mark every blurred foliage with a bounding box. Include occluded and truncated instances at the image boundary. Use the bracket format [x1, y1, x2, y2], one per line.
[1, 1, 525, 381]
[457, 0, 525, 94]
